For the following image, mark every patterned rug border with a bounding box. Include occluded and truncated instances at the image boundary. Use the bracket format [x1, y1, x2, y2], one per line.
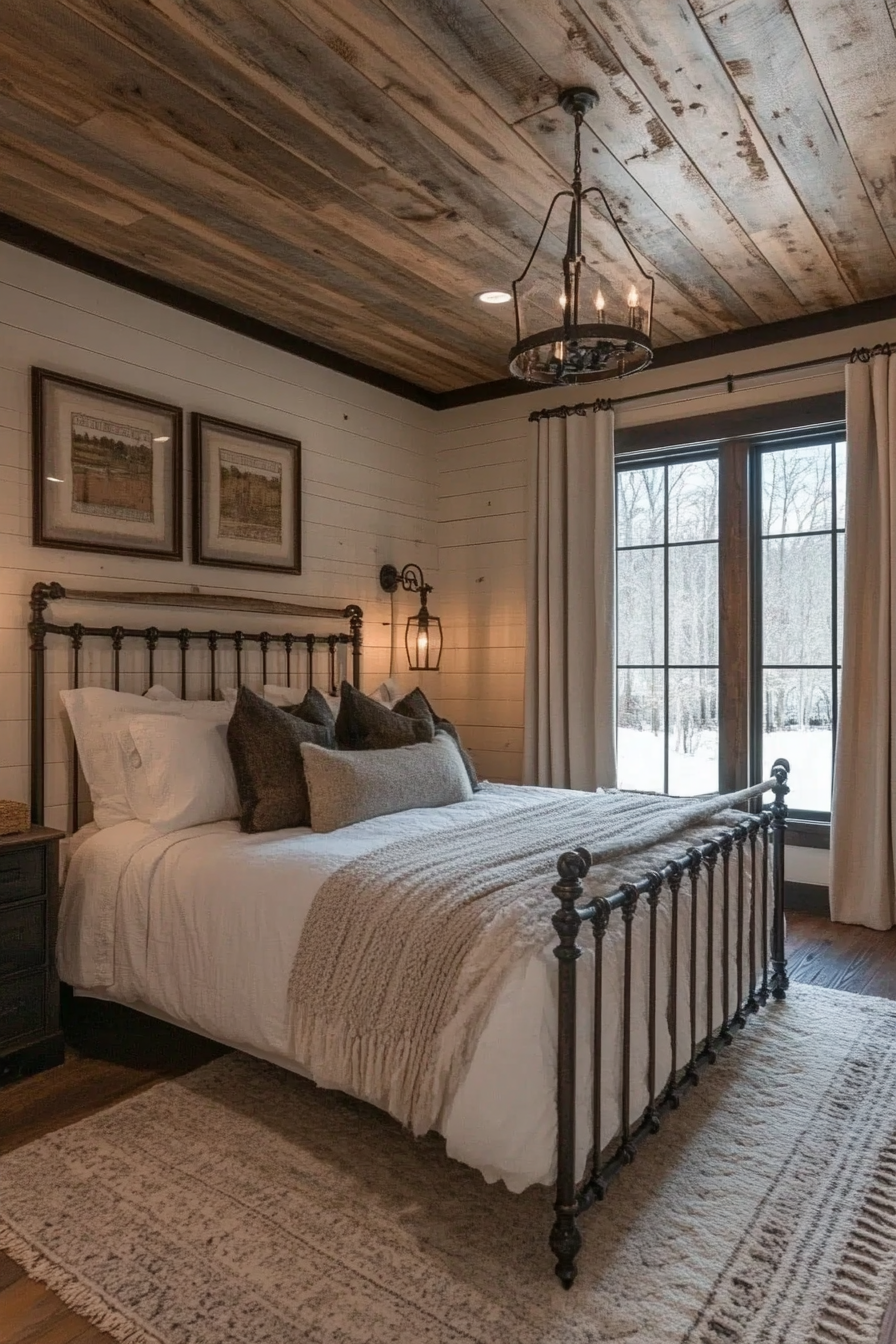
[2, 982, 896, 1344]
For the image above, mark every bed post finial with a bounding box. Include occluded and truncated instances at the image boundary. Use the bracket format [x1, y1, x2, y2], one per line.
[769, 759, 790, 1001]
[29, 582, 60, 825]
[550, 845, 590, 1289]
[344, 604, 363, 688]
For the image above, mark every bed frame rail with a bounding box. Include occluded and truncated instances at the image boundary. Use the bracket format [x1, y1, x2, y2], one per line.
[550, 760, 790, 1287]
[29, 580, 363, 829]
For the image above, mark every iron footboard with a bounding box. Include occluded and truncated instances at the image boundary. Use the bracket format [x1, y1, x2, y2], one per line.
[549, 760, 790, 1288]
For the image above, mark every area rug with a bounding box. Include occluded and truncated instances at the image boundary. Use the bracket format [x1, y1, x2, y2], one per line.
[1, 984, 895, 1344]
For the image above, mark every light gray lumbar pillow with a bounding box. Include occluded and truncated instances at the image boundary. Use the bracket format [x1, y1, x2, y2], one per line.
[300, 730, 473, 833]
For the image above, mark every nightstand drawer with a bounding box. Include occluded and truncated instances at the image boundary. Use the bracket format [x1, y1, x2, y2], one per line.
[0, 972, 45, 1045]
[0, 901, 46, 978]
[0, 846, 46, 903]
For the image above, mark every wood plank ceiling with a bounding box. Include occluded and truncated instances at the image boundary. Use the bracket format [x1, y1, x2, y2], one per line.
[1, 0, 895, 393]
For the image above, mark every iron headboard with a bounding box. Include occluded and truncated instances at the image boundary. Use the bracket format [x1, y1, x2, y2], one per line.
[28, 581, 363, 829]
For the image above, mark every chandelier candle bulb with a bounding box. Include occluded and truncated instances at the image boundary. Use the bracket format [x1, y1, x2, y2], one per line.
[627, 285, 643, 333]
[595, 289, 606, 322]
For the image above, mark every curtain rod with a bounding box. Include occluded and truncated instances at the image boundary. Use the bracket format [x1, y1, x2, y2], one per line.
[527, 341, 894, 422]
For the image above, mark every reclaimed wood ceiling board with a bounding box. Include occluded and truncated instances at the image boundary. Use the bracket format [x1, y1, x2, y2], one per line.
[1, 0, 895, 393]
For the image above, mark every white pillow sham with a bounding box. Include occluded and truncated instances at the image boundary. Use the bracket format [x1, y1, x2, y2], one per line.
[118, 713, 239, 833]
[219, 684, 342, 716]
[261, 684, 341, 715]
[370, 677, 404, 708]
[60, 686, 231, 829]
[219, 682, 398, 714]
[142, 684, 180, 702]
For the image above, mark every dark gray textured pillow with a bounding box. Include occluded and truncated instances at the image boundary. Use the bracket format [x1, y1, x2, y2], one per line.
[281, 685, 335, 730]
[301, 731, 473, 832]
[335, 680, 433, 751]
[226, 685, 334, 833]
[392, 686, 481, 791]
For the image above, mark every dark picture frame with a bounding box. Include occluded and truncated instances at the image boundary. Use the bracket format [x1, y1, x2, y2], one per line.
[191, 413, 301, 574]
[32, 368, 183, 560]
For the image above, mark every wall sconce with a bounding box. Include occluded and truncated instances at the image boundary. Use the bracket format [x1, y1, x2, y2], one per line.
[379, 563, 442, 671]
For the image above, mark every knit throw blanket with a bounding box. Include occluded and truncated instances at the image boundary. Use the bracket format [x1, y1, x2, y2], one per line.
[288, 787, 754, 1136]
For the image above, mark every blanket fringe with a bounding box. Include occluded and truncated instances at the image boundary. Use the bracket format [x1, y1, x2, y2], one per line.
[291, 1014, 425, 1131]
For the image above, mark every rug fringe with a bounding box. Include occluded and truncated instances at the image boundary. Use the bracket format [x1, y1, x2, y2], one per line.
[810, 1129, 896, 1344]
[0, 1220, 164, 1344]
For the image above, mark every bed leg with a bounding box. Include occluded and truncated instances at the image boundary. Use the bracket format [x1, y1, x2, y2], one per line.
[550, 1205, 582, 1292]
[550, 847, 589, 1289]
[770, 758, 790, 1001]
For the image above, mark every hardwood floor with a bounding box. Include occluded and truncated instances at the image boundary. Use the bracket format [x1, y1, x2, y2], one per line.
[1, 916, 895, 1344]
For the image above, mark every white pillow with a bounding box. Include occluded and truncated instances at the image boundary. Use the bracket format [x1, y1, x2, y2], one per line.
[370, 678, 404, 708]
[143, 684, 180, 702]
[261, 684, 341, 716]
[118, 714, 239, 833]
[60, 687, 231, 829]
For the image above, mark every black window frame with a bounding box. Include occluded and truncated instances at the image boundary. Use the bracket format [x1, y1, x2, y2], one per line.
[615, 445, 720, 797]
[748, 426, 845, 823]
[614, 398, 846, 834]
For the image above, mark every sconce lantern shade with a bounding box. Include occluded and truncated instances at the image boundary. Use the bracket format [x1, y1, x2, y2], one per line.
[406, 605, 442, 671]
[379, 562, 442, 672]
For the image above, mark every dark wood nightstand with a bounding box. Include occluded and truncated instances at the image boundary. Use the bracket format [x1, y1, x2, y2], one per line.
[0, 826, 65, 1085]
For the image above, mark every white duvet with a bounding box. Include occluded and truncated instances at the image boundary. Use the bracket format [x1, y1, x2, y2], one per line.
[58, 784, 757, 1192]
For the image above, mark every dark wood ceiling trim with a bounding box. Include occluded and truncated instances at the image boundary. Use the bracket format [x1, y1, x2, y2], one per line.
[4, 210, 894, 416]
[0, 212, 440, 410]
[432, 295, 896, 410]
[614, 391, 845, 456]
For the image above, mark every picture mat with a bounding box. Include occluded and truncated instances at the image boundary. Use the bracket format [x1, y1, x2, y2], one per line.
[40, 382, 176, 551]
[201, 423, 297, 568]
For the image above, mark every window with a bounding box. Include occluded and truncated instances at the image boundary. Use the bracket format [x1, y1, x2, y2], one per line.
[616, 455, 719, 795]
[615, 421, 845, 820]
[754, 434, 845, 816]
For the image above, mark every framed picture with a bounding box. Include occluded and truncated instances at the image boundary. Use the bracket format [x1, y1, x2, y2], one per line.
[32, 368, 182, 560]
[191, 414, 301, 574]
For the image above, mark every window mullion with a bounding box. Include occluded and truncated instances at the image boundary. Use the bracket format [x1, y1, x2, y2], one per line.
[718, 438, 751, 791]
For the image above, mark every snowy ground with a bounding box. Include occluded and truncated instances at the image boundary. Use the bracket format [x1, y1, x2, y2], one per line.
[617, 728, 831, 811]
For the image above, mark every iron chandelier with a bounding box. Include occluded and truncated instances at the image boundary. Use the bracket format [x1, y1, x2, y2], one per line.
[509, 88, 654, 386]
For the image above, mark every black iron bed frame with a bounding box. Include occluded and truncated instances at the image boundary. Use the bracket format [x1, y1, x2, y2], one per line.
[28, 581, 364, 831]
[549, 762, 789, 1286]
[28, 580, 788, 1289]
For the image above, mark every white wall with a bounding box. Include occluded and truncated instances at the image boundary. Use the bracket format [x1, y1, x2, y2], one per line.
[434, 315, 896, 885]
[0, 242, 438, 832]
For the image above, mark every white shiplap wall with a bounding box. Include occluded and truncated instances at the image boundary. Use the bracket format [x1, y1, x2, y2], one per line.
[0, 242, 438, 832]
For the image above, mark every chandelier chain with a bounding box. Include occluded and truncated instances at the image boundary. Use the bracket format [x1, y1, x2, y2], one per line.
[573, 112, 583, 187]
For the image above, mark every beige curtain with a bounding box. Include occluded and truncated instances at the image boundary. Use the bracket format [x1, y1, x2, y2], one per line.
[830, 353, 896, 930]
[523, 408, 616, 791]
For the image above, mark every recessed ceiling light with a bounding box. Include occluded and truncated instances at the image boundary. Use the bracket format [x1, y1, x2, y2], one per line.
[476, 290, 512, 305]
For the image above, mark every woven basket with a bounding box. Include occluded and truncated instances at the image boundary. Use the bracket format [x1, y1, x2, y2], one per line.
[0, 800, 30, 836]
